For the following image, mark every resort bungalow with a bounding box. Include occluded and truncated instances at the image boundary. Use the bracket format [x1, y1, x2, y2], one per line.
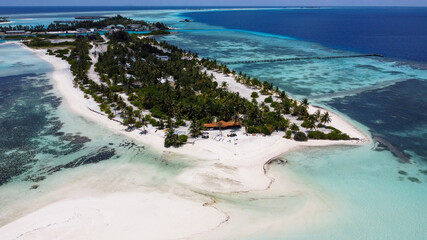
[157, 76, 174, 84]
[105, 25, 116, 30]
[76, 28, 88, 33]
[203, 121, 242, 130]
[140, 25, 150, 31]
[129, 24, 141, 30]
[156, 55, 170, 61]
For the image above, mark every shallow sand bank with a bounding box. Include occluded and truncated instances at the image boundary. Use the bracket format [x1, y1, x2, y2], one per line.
[0, 192, 226, 240]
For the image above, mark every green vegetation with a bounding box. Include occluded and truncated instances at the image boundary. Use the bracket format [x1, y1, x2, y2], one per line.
[307, 130, 350, 140]
[285, 130, 292, 139]
[251, 91, 259, 99]
[165, 129, 188, 147]
[24, 37, 75, 48]
[294, 132, 308, 141]
[0, 15, 169, 33]
[21, 15, 351, 147]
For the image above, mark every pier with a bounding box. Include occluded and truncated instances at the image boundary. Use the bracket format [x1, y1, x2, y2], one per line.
[222, 54, 384, 64]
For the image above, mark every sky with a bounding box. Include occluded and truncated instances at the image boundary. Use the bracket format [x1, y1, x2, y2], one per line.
[1, 0, 427, 7]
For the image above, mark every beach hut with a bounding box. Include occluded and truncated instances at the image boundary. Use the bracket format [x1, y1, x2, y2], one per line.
[203, 121, 242, 129]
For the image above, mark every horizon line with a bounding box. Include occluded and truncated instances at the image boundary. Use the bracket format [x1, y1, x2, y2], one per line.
[1, 5, 427, 7]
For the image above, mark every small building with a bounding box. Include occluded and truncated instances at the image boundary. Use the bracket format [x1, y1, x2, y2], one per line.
[158, 78, 167, 84]
[182, 56, 193, 61]
[203, 121, 242, 129]
[116, 24, 125, 29]
[156, 55, 169, 61]
[140, 25, 149, 31]
[174, 130, 187, 136]
[157, 76, 174, 84]
[105, 25, 116, 30]
[76, 28, 88, 33]
[5, 30, 28, 36]
[132, 81, 143, 87]
[129, 24, 141, 30]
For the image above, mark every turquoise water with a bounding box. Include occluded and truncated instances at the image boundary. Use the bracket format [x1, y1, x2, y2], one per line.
[0, 43, 194, 225]
[246, 146, 427, 240]
[0, 8, 426, 239]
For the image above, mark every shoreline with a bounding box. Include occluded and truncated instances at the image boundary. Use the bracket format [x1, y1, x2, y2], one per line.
[18, 40, 371, 193]
[0, 42, 372, 239]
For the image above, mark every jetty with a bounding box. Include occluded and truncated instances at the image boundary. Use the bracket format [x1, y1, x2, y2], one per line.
[222, 54, 384, 64]
[373, 136, 410, 163]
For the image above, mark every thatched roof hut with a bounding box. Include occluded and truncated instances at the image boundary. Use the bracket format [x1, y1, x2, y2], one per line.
[203, 121, 241, 129]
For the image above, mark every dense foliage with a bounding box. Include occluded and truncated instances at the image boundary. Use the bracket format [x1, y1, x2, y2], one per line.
[0, 15, 168, 33]
[92, 32, 298, 137]
[294, 132, 308, 141]
[24, 19, 351, 146]
[307, 128, 350, 140]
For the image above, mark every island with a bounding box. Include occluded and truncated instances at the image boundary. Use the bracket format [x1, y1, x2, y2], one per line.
[0, 15, 169, 36]
[0, 15, 371, 239]
[5, 16, 368, 192]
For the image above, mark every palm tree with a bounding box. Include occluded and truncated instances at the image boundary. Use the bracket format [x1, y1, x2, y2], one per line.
[306, 120, 316, 131]
[218, 121, 223, 136]
[221, 81, 228, 89]
[189, 120, 202, 138]
[232, 113, 242, 126]
[314, 110, 321, 121]
[320, 112, 331, 126]
[301, 98, 309, 107]
[134, 110, 142, 121]
[278, 90, 288, 102]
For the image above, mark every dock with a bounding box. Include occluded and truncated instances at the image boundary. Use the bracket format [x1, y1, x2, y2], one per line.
[222, 54, 384, 64]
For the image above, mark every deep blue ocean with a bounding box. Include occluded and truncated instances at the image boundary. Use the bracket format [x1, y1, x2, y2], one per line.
[184, 7, 427, 63]
[0, 6, 256, 15]
[177, 7, 427, 161]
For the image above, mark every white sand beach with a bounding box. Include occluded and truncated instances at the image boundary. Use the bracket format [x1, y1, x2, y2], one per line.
[0, 42, 372, 239]
[0, 192, 227, 240]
